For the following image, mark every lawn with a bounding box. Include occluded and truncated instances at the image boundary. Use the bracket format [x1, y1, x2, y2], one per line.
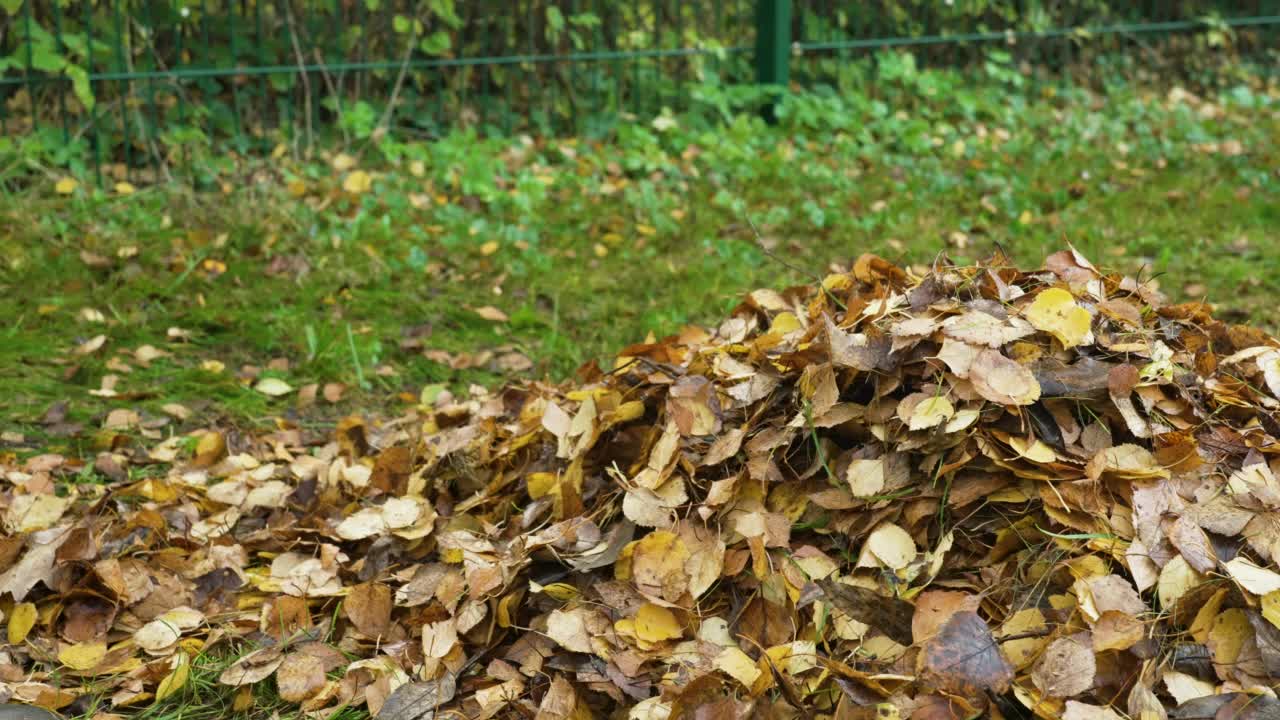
[1, 59, 1280, 719]
[2, 66, 1279, 453]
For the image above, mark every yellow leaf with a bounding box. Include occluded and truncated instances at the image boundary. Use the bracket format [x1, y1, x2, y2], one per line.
[1264, 590, 1280, 630]
[1208, 608, 1252, 670]
[331, 153, 357, 171]
[480, 241, 499, 256]
[55, 177, 79, 195]
[846, 457, 886, 498]
[254, 377, 294, 397]
[1225, 557, 1280, 595]
[629, 530, 691, 602]
[233, 686, 253, 712]
[343, 170, 372, 194]
[1008, 435, 1056, 463]
[155, 652, 190, 703]
[497, 592, 522, 628]
[1025, 288, 1092, 348]
[770, 312, 802, 335]
[1190, 588, 1228, 644]
[7, 602, 37, 644]
[714, 646, 761, 688]
[526, 472, 559, 500]
[999, 608, 1048, 670]
[909, 395, 954, 430]
[864, 523, 916, 570]
[633, 603, 683, 643]
[115, 181, 136, 196]
[59, 641, 108, 671]
[473, 305, 509, 322]
[1157, 555, 1202, 609]
[539, 583, 580, 602]
[5, 492, 72, 533]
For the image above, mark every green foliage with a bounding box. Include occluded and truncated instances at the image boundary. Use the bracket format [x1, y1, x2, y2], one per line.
[2, 65, 1278, 440]
[1, 0, 1271, 183]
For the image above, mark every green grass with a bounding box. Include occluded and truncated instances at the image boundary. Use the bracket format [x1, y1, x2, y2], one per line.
[2, 69, 1279, 464]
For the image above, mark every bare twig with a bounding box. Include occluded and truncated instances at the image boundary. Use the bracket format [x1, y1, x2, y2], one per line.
[744, 214, 847, 310]
[310, 47, 349, 146]
[120, 33, 173, 182]
[363, 19, 419, 157]
[283, 2, 314, 154]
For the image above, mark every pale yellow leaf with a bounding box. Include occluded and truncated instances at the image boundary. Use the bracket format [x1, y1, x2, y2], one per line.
[942, 312, 1035, 348]
[59, 641, 107, 671]
[546, 608, 594, 653]
[865, 523, 916, 570]
[1224, 557, 1280, 595]
[714, 646, 761, 688]
[908, 396, 954, 431]
[846, 457, 885, 497]
[342, 170, 372, 194]
[5, 493, 71, 533]
[473, 306, 509, 322]
[1157, 555, 1202, 609]
[254, 377, 294, 396]
[1161, 670, 1214, 705]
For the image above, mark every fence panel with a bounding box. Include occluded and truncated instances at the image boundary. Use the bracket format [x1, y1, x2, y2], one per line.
[2, 1, 1278, 184]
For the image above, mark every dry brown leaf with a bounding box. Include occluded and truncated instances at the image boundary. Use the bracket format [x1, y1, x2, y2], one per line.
[942, 311, 1035, 348]
[545, 608, 595, 654]
[346, 582, 392, 638]
[275, 653, 327, 703]
[918, 611, 1014, 697]
[816, 578, 914, 646]
[219, 647, 285, 686]
[912, 591, 980, 643]
[1032, 635, 1096, 698]
[970, 349, 1041, 406]
[376, 675, 458, 720]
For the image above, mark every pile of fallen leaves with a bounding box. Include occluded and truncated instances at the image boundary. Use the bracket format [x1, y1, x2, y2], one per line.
[7, 249, 1280, 720]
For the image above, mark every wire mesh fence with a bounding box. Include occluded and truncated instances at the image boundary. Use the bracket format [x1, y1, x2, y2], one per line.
[2, 1, 1278, 184]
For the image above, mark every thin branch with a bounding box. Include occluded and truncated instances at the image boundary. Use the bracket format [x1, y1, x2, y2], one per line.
[283, 1, 314, 154]
[363, 19, 419, 157]
[744, 214, 848, 310]
[310, 47, 349, 146]
[121, 40, 173, 183]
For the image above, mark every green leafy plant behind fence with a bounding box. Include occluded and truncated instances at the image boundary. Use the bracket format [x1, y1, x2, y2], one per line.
[2, 0, 1278, 185]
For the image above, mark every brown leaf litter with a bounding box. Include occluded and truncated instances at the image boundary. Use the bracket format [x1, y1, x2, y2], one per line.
[6, 248, 1280, 719]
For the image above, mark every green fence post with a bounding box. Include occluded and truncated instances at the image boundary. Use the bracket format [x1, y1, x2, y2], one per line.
[755, 0, 791, 122]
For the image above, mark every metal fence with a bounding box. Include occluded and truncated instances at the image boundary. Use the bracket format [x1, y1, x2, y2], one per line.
[2, 1, 1278, 184]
